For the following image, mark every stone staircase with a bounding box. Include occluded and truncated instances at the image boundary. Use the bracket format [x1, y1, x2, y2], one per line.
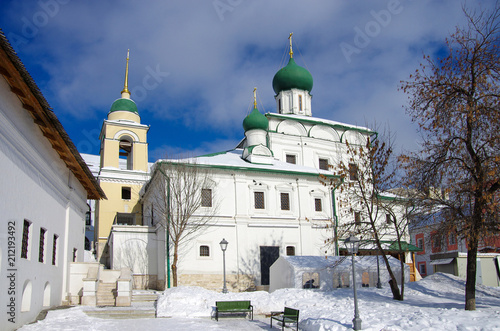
[132, 290, 159, 305]
[84, 307, 156, 319]
[96, 282, 116, 306]
[84, 289, 158, 319]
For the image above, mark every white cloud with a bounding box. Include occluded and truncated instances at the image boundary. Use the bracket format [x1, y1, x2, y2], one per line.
[1, 0, 493, 156]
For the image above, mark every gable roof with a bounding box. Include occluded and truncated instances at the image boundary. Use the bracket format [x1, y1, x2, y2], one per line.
[0, 29, 105, 200]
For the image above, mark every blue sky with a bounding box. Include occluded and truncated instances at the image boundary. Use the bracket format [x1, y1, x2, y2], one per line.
[1, 0, 494, 161]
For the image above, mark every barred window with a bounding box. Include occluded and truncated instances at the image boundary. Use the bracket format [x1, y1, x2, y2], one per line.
[201, 189, 212, 207]
[315, 198, 322, 212]
[286, 154, 296, 164]
[254, 191, 265, 209]
[298, 95, 303, 111]
[199, 245, 210, 257]
[21, 219, 30, 259]
[116, 212, 135, 225]
[280, 193, 290, 210]
[52, 235, 58, 265]
[39, 228, 46, 263]
[319, 158, 329, 170]
[286, 246, 295, 256]
[349, 163, 358, 181]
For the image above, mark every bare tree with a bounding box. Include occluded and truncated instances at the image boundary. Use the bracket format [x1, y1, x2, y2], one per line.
[400, 4, 500, 310]
[321, 129, 412, 300]
[147, 159, 219, 287]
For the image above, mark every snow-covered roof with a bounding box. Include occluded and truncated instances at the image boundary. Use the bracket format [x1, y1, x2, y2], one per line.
[267, 113, 375, 134]
[154, 148, 337, 178]
[281, 255, 404, 271]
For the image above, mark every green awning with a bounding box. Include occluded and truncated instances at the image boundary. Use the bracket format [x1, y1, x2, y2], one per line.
[387, 241, 423, 252]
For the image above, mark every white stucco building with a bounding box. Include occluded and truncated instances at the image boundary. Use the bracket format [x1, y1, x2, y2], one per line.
[0, 31, 105, 330]
[82, 38, 414, 293]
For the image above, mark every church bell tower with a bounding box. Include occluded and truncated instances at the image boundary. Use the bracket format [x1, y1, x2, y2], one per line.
[95, 50, 150, 261]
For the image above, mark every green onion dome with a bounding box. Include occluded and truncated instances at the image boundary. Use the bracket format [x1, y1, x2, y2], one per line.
[272, 58, 313, 95]
[109, 98, 138, 114]
[243, 107, 268, 132]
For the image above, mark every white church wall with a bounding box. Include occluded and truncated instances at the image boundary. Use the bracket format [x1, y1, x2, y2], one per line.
[110, 225, 159, 289]
[0, 77, 87, 330]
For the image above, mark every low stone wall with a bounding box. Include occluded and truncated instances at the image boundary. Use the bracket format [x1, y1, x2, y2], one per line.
[132, 274, 158, 290]
[178, 273, 257, 292]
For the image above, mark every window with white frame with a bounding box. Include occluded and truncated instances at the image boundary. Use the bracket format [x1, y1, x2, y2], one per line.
[39, 228, 46, 263]
[199, 245, 210, 257]
[52, 234, 58, 266]
[201, 188, 212, 207]
[254, 191, 265, 209]
[286, 154, 297, 164]
[21, 219, 31, 259]
[315, 198, 322, 212]
[280, 192, 290, 210]
[319, 158, 329, 170]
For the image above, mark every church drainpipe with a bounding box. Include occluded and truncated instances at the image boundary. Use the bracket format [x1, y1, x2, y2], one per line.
[166, 175, 171, 289]
[159, 166, 171, 289]
[296, 178, 303, 255]
[331, 178, 343, 256]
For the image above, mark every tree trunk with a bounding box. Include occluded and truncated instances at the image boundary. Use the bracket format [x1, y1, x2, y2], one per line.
[172, 245, 179, 287]
[465, 237, 478, 310]
[397, 253, 405, 300]
[381, 253, 402, 301]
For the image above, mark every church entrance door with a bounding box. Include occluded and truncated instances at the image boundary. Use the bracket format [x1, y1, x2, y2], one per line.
[260, 246, 279, 285]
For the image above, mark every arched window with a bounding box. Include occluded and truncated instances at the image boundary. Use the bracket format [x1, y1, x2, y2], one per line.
[21, 280, 32, 312]
[119, 137, 133, 170]
[43, 282, 51, 307]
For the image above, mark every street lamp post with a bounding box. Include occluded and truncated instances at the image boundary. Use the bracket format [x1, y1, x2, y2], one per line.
[219, 238, 228, 294]
[376, 252, 382, 289]
[345, 236, 362, 330]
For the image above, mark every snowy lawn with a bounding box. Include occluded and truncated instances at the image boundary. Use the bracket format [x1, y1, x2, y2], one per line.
[20, 273, 500, 331]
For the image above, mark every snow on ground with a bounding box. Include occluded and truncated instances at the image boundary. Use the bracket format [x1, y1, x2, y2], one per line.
[19, 273, 500, 331]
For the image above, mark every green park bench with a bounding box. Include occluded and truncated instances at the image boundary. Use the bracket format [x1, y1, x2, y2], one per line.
[270, 307, 299, 330]
[215, 300, 253, 321]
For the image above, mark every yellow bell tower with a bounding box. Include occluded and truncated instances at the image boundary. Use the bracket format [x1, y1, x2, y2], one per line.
[95, 50, 150, 261]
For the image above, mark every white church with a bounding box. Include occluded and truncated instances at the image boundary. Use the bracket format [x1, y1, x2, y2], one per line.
[83, 36, 415, 294]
